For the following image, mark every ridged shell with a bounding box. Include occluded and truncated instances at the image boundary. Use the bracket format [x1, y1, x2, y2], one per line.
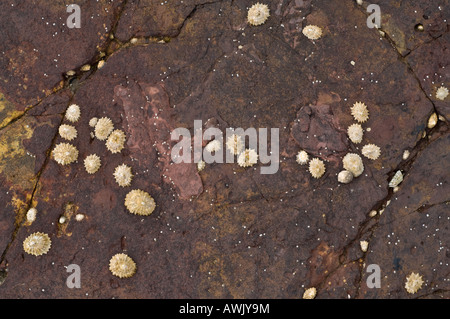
[84, 154, 101, 174]
[23, 232, 51, 256]
[361, 144, 381, 160]
[405, 272, 424, 294]
[94, 117, 114, 140]
[342, 153, 364, 177]
[65, 104, 81, 123]
[106, 129, 126, 154]
[347, 123, 363, 144]
[302, 25, 323, 40]
[302, 287, 317, 299]
[296, 150, 309, 165]
[309, 158, 326, 179]
[226, 134, 244, 155]
[109, 253, 136, 278]
[247, 3, 270, 26]
[435, 86, 449, 101]
[351, 102, 369, 123]
[113, 164, 133, 187]
[125, 189, 156, 216]
[52, 143, 78, 165]
[59, 124, 78, 141]
[237, 149, 258, 167]
[388, 170, 403, 188]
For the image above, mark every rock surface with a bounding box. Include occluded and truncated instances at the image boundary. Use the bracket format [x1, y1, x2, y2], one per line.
[0, 0, 448, 298]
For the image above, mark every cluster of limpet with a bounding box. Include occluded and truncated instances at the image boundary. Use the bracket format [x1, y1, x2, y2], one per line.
[52, 143, 79, 165]
[124, 189, 156, 216]
[247, 3, 270, 26]
[109, 253, 137, 278]
[23, 232, 51, 256]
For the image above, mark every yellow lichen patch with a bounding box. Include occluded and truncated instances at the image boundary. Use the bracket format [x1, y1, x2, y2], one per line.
[0, 117, 36, 190]
[109, 253, 136, 278]
[0, 93, 24, 129]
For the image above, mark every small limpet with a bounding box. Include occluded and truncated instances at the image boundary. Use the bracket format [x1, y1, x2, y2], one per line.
[342, 153, 364, 177]
[109, 253, 137, 278]
[23, 232, 51, 256]
[361, 144, 381, 160]
[52, 143, 78, 165]
[351, 102, 369, 123]
[237, 149, 258, 167]
[309, 158, 326, 179]
[84, 154, 101, 174]
[125, 189, 156, 216]
[302, 25, 322, 40]
[405, 272, 424, 294]
[247, 3, 270, 26]
[65, 104, 81, 123]
[302, 287, 317, 299]
[296, 150, 309, 165]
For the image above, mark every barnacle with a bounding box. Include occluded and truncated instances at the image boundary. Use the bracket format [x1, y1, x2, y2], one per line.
[302, 25, 322, 40]
[106, 129, 126, 154]
[197, 160, 206, 172]
[26, 208, 37, 223]
[427, 113, 438, 129]
[89, 117, 98, 128]
[65, 104, 81, 123]
[389, 170, 403, 188]
[237, 148, 258, 167]
[296, 150, 309, 165]
[309, 158, 326, 179]
[303, 287, 317, 299]
[58, 124, 78, 141]
[109, 253, 137, 278]
[52, 143, 78, 165]
[226, 134, 244, 155]
[23, 232, 51, 256]
[337, 170, 353, 184]
[113, 164, 133, 187]
[84, 154, 101, 174]
[361, 144, 381, 160]
[342, 153, 364, 177]
[405, 272, 424, 294]
[94, 117, 114, 140]
[247, 3, 270, 26]
[351, 102, 369, 123]
[347, 123, 363, 144]
[125, 189, 156, 216]
[205, 139, 222, 153]
[435, 86, 449, 101]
